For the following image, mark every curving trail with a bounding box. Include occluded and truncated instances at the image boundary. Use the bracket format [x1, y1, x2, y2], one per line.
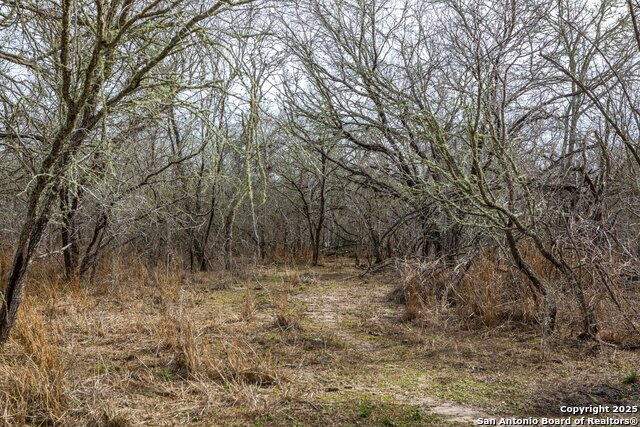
[287, 266, 488, 425]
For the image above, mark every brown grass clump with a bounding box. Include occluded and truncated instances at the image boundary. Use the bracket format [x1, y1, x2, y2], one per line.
[157, 311, 284, 387]
[405, 278, 426, 322]
[273, 292, 303, 332]
[0, 297, 67, 426]
[395, 251, 539, 329]
[241, 291, 257, 321]
[393, 258, 457, 325]
[154, 284, 202, 378]
[97, 408, 132, 427]
[153, 275, 284, 387]
[395, 245, 640, 345]
[210, 339, 283, 387]
[455, 253, 538, 327]
[167, 313, 201, 378]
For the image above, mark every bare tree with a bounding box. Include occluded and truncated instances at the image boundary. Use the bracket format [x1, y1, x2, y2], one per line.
[0, 0, 256, 343]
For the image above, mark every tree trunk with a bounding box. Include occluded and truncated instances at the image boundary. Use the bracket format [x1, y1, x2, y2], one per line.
[258, 225, 267, 261]
[311, 236, 320, 266]
[310, 153, 327, 267]
[59, 186, 81, 279]
[0, 190, 56, 343]
[80, 210, 108, 279]
[569, 273, 598, 339]
[505, 230, 556, 337]
[223, 206, 236, 271]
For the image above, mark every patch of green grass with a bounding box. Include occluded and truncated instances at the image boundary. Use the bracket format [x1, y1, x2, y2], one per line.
[376, 365, 424, 391]
[409, 408, 423, 422]
[264, 274, 285, 282]
[381, 416, 395, 426]
[157, 368, 173, 381]
[426, 374, 526, 413]
[241, 395, 465, 426]
[357, 399, 374, 418]
[252, 412, 276, 426]
[623, 367, 638, 384]
[206, 289, 246, 306]
[95, 362, 118, 375]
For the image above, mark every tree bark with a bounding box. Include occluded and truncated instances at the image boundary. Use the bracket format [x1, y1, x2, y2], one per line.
[60, 186, 81, 279]
[223, 206, 237, 271]
[311, 154, 327, 266]
[505, 230, 556, 337]
[0, 188, 57, 343]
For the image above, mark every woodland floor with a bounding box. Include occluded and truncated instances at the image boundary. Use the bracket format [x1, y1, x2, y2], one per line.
[1, 259, 639, 426]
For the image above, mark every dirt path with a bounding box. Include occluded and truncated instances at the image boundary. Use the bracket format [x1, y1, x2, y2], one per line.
[289, 269, 488, 425]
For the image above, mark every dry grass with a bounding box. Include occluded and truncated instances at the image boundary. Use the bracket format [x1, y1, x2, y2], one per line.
[0, 254, 293, 425]
[454, 253, 538, 327]
[0, 297, 67, 426]
[273, 291, 303, 332]
[209, 338, 283, 387]
[241, 290, 257, 321]
[266, 245, 325, 266]
[96, 408, 132, 427]
[0, 254, 636, 425]
[392, 245, 640, 360]
[153, 269, 286, 390]
[396, 251, 589, 330]
[157, 302, 284, 388]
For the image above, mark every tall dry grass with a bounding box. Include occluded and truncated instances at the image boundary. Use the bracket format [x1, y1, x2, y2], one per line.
[395, 246, 640, 346]
[0, 245, 306, 427]
[0, 296, 68, 425]
[395, 249, 557, 329]
[152, 267, 284, 388]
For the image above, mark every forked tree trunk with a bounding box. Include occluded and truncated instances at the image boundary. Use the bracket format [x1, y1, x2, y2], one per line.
[505, 230, 557, 337]
[79, 210, 108, 279]
[0, 189, 56, 343]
